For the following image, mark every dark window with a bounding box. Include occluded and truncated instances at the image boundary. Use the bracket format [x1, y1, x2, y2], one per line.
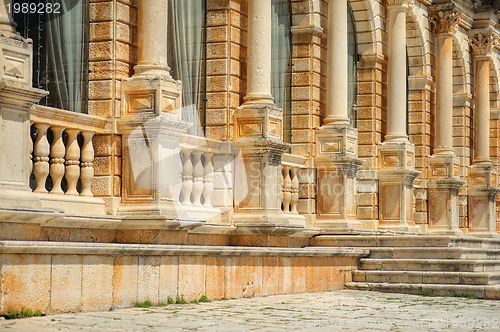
[13, 0, 89, 113]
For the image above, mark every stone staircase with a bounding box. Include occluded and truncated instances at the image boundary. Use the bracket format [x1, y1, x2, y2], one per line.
[311, 235, 500, 299]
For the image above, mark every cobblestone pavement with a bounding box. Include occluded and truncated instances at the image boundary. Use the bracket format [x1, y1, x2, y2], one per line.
[1, 290, 500, 331]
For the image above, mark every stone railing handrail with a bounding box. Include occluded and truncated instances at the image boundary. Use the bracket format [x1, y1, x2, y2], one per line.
[31, 104, 113, 134]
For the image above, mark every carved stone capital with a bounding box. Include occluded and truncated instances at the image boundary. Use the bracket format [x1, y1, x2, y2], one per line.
[430, 6, 459, 36]
[386, 0, 413, 9]
[469, 29, 497, 58]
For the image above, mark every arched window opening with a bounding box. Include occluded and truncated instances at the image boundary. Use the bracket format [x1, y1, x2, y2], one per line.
[271, 0, 292, 143]
[13, 0, 89, 113]
[167, 0, 207, 136]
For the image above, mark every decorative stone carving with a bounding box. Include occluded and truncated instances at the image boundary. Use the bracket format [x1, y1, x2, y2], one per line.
[430, 6, 459, 36]
[469, 30, 497, 58]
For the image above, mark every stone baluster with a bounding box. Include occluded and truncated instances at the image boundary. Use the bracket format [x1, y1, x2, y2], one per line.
[290, 167, 299, 214]
[80, 131, 95, 197]
[180, 149, 193, 205]
[281, 169, 285, 211]
[191, 150, 204, 206]
[65, 129, 80, 196]
[202, 152, 214, 207]
[29, 127, 34, 176]
[33, 123, 50, 193]
[49, 126, 65, 194]
[282, 165, 292, 213]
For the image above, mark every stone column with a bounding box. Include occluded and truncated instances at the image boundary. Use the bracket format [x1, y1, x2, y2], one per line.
[0, 0, 47, 208]
[467, 29, 500, 238]
[324, 0, 349, 126]
[0, 0, 14, 33]
[135, 0, 169, 76]
[119, 0, 190, 218]
[314, 0, 363, 231]
[245, 0, 273, 103]
[233, 0, 293, 228]
[377, 0, 420, 232]
[427, 5, 464, 235]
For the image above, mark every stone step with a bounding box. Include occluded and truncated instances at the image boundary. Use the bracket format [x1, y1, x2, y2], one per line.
[360, 258, 500, 272]
[352, 271, 500, 285]
[345, 282, 500, 300]
[312, 235, 500, 249]
[367, 248, 500, 260]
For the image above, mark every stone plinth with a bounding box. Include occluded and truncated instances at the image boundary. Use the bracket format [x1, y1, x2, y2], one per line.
[468, 164, 500, 238]
[427, 154, 464, 235]
[232, 103, 293, 227]
[378, 140, 420, 232]
[118, 114, 190, 218]
[315, 124, 363, 231]
[0, 32, 47, 209]
[0, 241, 368, 314]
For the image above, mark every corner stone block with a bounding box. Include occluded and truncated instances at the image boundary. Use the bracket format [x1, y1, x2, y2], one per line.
[205, 256, 225, 301]
[50, 255, 83, 313]
[0, 254, 51, 314]
[159, 256, 179, 303]
[290, 257, 307, 293]
[262, 257, 281, 296]
[137, 256, 160, 304]
[239, 257, 262, 298]
[113, 256, 138, 308]
[178, 256, 205, 301]
[82, 256, 113, 311]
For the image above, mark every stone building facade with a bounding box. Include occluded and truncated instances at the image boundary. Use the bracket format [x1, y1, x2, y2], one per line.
[0, 0, 499, 313]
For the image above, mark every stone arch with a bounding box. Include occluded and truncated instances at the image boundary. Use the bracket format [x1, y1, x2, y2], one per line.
[490, 57, 499, 109]
[452, 34, 467, 94]
[348, 0, 378, 54]
[406, 7, 428, 77]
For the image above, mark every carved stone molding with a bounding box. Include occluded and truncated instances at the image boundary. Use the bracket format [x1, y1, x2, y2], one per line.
[430, 7, 459, 36]
[469, 29, 497, 58]
[386, 0, 414, 8]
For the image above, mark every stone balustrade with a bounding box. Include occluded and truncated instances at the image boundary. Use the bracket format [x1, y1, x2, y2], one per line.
[29, 105, 109, 213]
[281, 154, 310, 219]
[281, 164, 299, 215]
[179, 147, 214, 207]
[178, 135, 222, 210]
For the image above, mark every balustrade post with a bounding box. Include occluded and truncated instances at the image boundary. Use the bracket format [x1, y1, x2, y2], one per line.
[49, 126, 65, 195]
[202, 152, 214, 207]
[65, 129, 80, 196]
[181, 149, 193, 205]
[192, 151, 204, 206]
[282, 166, 291, 213]
[291, 167, 299, 214]
[80, 131, 95, 197]
[33, 123, 50, 193]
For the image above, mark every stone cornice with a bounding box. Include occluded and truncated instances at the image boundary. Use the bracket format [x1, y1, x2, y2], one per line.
[386, 0, 414, 8]
[469, 28, 498, 57]
[430, 4, 460, 35]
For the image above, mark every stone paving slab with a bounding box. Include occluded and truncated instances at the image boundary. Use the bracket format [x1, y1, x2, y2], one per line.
[1, 290, 500, 331]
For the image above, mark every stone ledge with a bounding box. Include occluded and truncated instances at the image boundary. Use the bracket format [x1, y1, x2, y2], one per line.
[0, 241, 370, 257]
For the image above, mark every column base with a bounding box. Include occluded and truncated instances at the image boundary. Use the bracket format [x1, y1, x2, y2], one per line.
[427, 154, 464, 236]
[378, 140, 421, 232]
[468, 163, 500, 238]
[315, 124, 363, 231]
[119, 73, 191, 219]
[233, 103, 295, 228]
